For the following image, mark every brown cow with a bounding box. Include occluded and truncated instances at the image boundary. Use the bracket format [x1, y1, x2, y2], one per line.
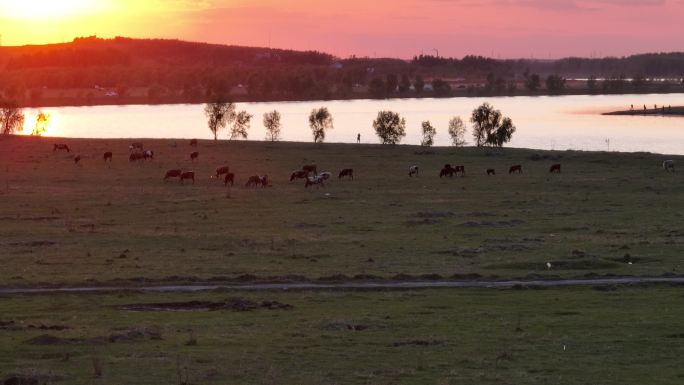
[549, 164, 561, 173]
[103, 152, 113, 162]
[74, 155, 82, 165]
[190, 152, 199, 162]
[454, 165, 466, 177]
[180, 171, 195, 184]
[164, 169, 182, 181]
[440, 165, 455, 178]
[290, 170, 309, 181]
[215, 166, 230, 179]
[486, 168, 496, 176]
[190, 139, 198, 147]
[129, 153, 144, 162]
[338, 168, 354, 180]
[54, 144, 70, 152]
[509, 165, 523, 174]
[246, 175, 268, 188]
[129, 142, 144, 152]
[224, 173, 235, 186]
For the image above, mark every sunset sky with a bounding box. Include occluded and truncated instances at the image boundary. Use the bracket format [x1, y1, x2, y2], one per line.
[0, 0, 682, 58]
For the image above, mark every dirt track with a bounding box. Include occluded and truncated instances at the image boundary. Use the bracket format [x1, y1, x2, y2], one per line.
[1, 276, 683, 295]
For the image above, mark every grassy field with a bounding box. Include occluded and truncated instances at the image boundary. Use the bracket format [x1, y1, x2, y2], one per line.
[1, 286, 684, 385]
[1, 135, 683, 287]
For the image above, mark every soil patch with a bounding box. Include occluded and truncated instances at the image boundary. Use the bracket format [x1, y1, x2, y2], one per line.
[120, 298, 292, 312]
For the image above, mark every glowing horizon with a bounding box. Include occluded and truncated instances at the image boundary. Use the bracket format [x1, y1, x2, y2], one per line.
[1, 0, 682, 59]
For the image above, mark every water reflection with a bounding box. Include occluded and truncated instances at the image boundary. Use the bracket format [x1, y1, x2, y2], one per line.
[23, 93, 684, 154]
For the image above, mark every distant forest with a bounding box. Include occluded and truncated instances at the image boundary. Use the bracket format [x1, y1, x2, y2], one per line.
[1, 36, 683, 107]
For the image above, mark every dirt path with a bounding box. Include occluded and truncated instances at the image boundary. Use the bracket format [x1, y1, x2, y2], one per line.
[1, 276, 683, 296]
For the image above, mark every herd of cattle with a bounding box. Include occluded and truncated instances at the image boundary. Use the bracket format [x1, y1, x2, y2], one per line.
[53, 141, 677, 188]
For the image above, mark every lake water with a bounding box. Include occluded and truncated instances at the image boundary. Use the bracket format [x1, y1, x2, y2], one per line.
[21, 93, 684, 155]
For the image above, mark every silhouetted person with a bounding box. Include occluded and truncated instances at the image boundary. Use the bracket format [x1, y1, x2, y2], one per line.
[662, 106, 666, 114]
[357, 133, 361, 143]
[644, 105, 647, 111]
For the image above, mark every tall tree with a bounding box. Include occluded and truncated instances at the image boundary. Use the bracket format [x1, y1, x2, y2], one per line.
[309, 107, 333, 143]
[204, 99, 236, 140]
[230, 111, 252, 140]
[0, 101, 24, 135]
[546, 74, 566, 93]
[373, 110, 406, 145]
[525, 73, 541, 92]
[399, 74, 412, 94]
[448, 116, 466, 146]
[263, 110, 282, 142]
[414, 75, 425, 95]
[470, 103, 516, 147]
[420, 121, 436, 147]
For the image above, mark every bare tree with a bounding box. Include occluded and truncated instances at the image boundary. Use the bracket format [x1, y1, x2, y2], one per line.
[420, 121, 436, 147]
[230, 111, 252, 140]
[263, 110, 282, 142]
[204, 99, 236, 140]
[448, 116, 466, 146]
[309, 107, 333, 143]
[0, 101, 25, 135]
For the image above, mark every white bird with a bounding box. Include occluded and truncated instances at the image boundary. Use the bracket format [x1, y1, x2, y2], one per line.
[546, 262, 552, 270]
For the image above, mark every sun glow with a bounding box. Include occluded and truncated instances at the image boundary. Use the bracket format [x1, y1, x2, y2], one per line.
[0, 0, 107, 21]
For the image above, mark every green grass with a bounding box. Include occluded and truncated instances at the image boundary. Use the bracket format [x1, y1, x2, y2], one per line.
[1, 286, 684, 384]
[1, 135, 683, 287]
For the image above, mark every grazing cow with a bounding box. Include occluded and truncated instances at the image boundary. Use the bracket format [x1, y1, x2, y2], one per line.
[338, 168, 354, 180]
[224, 172, 235, 186]
[143, 150, 154, 160]
[319, 172, 332, 180]
[663, 160, 675, 172]
[246, 175, 268, 188]
[190, 151, 199, 162]
[74, 155, 82, 165]
[487, 168, 496, 176]
[129, 153, 144, 162]
[440, 165, 455, 178]
[549, 164, 562, 173]
[53, 144, 70, 153]
[215, 166, 230, 179]
[509, 165, 523, 174]
[164, 169, 182, 181]
[103, 152, 113, 162]
[290, 170, 309, 182]
[129, 142, 144, 152]
[409, 165, 419, 177]
[305, 175, 325, 188]
[180, 171, 195, 184]
[454, 165, 466, 177]
[190, 139, 198, 147]
[302, 164, 317, 175]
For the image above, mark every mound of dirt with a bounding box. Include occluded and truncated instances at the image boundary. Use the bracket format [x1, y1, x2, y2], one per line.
[120, 298, 292, 312]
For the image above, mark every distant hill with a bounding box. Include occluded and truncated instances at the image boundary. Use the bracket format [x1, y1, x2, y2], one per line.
[0, 36, 682, 107]
[0, 36, 333, 69]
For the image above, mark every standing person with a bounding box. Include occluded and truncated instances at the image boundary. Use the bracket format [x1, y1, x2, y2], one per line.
[357, 133, 361, 143]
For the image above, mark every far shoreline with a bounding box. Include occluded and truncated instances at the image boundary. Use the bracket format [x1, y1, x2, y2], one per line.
[604, 106, 684, 116]
[14, 90, 684, 110]
[3, 135, 682, 158]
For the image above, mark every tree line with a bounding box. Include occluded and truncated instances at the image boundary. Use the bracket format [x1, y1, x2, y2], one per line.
[2, 37, 683, 107]
[203, 100, 515, 147]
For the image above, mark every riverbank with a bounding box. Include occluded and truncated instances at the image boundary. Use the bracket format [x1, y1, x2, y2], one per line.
[604, 106, 684, 116]
[14, 87, 684, 109]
